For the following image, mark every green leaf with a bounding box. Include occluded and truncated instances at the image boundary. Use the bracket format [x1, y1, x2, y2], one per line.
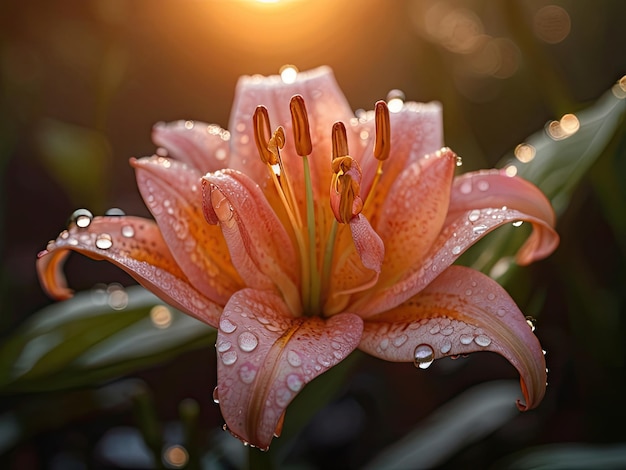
[0, 285, 216, 394]
[462, 84, 626, 279]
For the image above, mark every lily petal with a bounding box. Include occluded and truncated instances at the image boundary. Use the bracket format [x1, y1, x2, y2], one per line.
[359, 265, 546, 411]
[447, 169, 559, 265]
[361, 102, 444, 198]
[215, 288, 363, 450]
[358, 193, 558, 317]
[202, 170, 301, 315]
[132, 156, 243, 305]
[375, 148, 457, 286]
[36, 216, 222, 326]
[152, 120, 231, 174]
[228, 66, 356, 197]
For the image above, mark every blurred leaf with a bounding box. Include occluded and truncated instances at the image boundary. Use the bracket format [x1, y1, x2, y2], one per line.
[0, 286, 216, 393]
[496, 443, 626, 470]
[462, 84, 626, 279]
[36, 119, 111, 209]
[363, 380, 521, 470]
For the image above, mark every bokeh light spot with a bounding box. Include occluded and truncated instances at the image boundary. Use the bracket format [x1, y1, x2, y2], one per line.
[533, 5, 571, 44]
[150, 305, 173, 329]
[514, 143, 536, 163]
[163, 445, 188, 468]
[280, 64, 298, 84]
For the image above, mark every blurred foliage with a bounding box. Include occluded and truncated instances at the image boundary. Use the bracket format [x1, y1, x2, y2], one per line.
[1, 0, 626, 468]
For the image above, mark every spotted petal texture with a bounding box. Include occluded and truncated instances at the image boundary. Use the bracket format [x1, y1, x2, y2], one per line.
[359, 265, 546, 410]
[215, 288, 363, 450]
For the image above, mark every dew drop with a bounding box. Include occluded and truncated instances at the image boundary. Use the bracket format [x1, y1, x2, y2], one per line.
[468, 209, 481, 222]
[184, 120, 194, 129]
[459, 181, 472, 194]
[441, 325, 454, 336]
[219, 318, 237, 334]
[286, 373, 303, 392]
[105, 207, 125, 216]
[379, 338, 389, 351]
[212, 386, 219, 404]
[95, 233, 113, 250]
[477, 180, 490, 191]
[413, 344, 435, 369]
[474, 334, 492, 347]
[512, 220, 524, 227]
[287, 350, 302, 367]
[460, 334, 474, 345]
[525, 316, 537, 332]
[455, 155, 463, 167]
[239, 363, 257, 384]
[393, 334, 408, 347]
[121, 225, 135, 238]
[452, 245, 462, 255]
[216, 340, 232, 353]
[487, 293, 496, 301]
[429, 324, 441, 335]
[440, 341, 452, 354]
[472, 224, 488, 235]
[221, 350, 237, 365]
[238, 331, 259, 352]
[70, 209, 94, 228]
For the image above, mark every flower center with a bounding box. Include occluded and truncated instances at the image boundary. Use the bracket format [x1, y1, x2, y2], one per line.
[253, 96, 390, 316]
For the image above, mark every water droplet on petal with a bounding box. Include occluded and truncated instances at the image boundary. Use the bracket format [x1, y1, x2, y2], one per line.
[477, 180, 490, 191]
[472, 224, 488, 235]
[238, 331, 259, 352]
[474, 334, 492, 347]
[286, 373, 303, 392]
[184, 120, 194, 129]
[460, 334, 474, 345]
[95, 233, 113, 250]
[512, 220, 524, 227]
[212, 386, 219, 404]
[393, 334, 408, 347]
[239, 363, 257, 384]
[287, 350, 302, 367]
[105, 207, 125, 216]
[468, 209, 481, 222]
[216, 340, 232, 353]
[221, 350, 237, 365]
[121, 225, 135, 238]
[525, 316, 537, 332]
[440, 341, 452, 354]
[70, 209, 94, 228]
[414, 344, 435, 369]
[452, 245, 461, 255]
[219, 318, 237, 334]
[379, 338, 389, 351]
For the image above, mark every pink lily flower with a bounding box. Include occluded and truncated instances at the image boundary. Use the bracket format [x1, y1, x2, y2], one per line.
[37, 66, 559, 450]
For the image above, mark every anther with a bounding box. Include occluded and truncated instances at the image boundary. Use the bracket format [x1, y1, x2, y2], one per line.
[289, 95, 313, 156]
[331, 122, 349, 160]
[331, 156, 363, 224]
[268, 127, 285, 162]
[374, 100, 390, 161]
[253, 106, 276, 165]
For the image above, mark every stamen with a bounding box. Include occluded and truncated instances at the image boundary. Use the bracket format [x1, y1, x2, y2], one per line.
[253, 106, 276, 165]
[289, 95, 319, 314]
[373, 101, 390, 161]
[332, 122, 349, 160]
[289, 95, 313, 156]
[364, 101, 391, 210]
